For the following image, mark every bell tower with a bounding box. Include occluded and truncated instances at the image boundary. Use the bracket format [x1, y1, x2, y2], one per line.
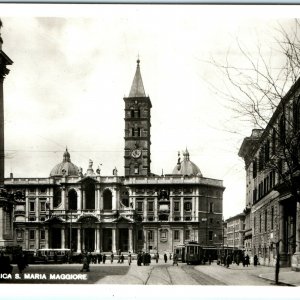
[124, 59, 152, 177]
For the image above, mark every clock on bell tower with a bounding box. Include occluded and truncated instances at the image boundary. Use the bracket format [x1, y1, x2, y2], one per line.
[124, 59, 152, 177]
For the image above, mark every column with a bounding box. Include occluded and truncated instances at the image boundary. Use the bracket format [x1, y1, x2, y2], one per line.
[112, 228, 117, 252]
[35, 198, 39, 221]
[45, 229, 49, 248]
[170, 197, 173, 221]
[61, 227, 65, 249]
[143, 229, 147, 251]
[35, 228, 40, 249]
[95, 188, 99, 210]
[195, 192, 199, 222]
[154, 199, 158, 221]
[25, 229, 29, 250]
[128, 228, 133, 252]
[96, 226, 101, 253]
[112, 188, 117, 210]
[180, 197, 184, 221]
[82, 190, 86, 210]
[25, 197, 29, 221]
[143, 199, 147, 221]
[77, 188, 82, 211]
[61, 187, 66, 210]
[77, 228, 81, 253]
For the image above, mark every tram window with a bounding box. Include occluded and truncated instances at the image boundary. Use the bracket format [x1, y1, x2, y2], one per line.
[190, 247, 194, 254]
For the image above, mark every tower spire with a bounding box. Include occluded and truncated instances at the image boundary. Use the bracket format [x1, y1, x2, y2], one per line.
[129, 57, 146, 98]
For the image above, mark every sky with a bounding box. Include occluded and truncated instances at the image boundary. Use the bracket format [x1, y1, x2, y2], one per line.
[0, 4, 299, 220]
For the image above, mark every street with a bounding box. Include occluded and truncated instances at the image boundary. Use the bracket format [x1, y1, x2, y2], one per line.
[0, 261, 277, 285]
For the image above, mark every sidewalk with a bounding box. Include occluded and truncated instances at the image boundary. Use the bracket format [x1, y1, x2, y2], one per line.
[258, 268, 300, 286]
[210, 262, 300, 286]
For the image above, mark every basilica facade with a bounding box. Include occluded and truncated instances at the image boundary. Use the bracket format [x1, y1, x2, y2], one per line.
[5, 60, 225, 255]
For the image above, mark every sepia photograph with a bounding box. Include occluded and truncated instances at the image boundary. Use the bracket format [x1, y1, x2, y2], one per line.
[0, 3, 300, 298]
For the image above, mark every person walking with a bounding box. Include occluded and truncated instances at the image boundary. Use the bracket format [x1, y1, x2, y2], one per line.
[120, 253, 124, 263]
[110, 251, 114, 263]
[155, 252, 159, 263]
[16, 252, 26, 274]
[254, 254, 258, 267]
[128, 252, 132, 265]
[245, 254, 250, 267]
[80, 252, 90, 272]
[102, 254, 106, 264]
[173, 253, 178, 266]
[164, 253, 167, 263]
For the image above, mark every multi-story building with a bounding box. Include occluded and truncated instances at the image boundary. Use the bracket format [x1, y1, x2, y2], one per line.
[4, 59, 225, 255]
[239, 79, 300, 268]
[225, 213, 245, 251]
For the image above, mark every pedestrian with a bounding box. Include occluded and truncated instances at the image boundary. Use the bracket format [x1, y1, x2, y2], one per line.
[254, 254, 258, 267]
[103, 254, 106, 264]
[208, 254, 212, 265]
[164, 253, 167, 263]
[110, 251, 114, 263]
[120, 253, 124, 263]
[236, 253, 240, 266]
[173, 253, 178, 266]
[80, 252, 90, 272]
[226, 254, 231, 268]
[16, 252, 26, 274]
[128, 251, 132, 265]
[169, 253, 172, 260]
[155, 252, 159, 263]
[137, 252, 142, 266]
[245, 254, 250, 267]
[98, 253, 102, 264]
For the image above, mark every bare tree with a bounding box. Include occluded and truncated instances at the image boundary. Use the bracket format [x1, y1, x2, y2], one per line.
[211, 19, 300, 283]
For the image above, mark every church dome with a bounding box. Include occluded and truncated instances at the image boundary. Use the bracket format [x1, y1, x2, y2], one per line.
[50, 148, 80, 177]
[172, 149, 202, 176]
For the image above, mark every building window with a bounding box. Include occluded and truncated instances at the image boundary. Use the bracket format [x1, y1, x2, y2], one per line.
[29, 230, 35, 240]
[272, 129, 276, 155]
[39, 188, 46, 194]
[17, 231, 23, 239]
[148, 230, 153, 242]
[185, 230, 190, 240]
[209, 202, 214, 213]
[265, 210, 268, 232]
[259, 214, 262, 233]
[40, 202, 46, 212]
[258, 150, 264, 171]
[174, 230, 180, 241]
[209, 231, 213, 241]
[148, 201, 154, 212]
[253, 159, 257, 179]
[29, 188, 35, 194]
[265, 141, 270, 163]
[40, 230, 45, 240]
[174, 201, 180, 212]
[184, 202, 192, 211]
[209, 218, 213, 224]
[271, 207, 274, 230]
[134, 166, 139, 174]
[279, 114, 286, 143]
[29, 202, 35, 212]
[137, 202, 143, 212]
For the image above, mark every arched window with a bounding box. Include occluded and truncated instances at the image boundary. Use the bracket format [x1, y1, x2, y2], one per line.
[53, 187, 61, 208]
[85, 181, 95, 210]
[68, 189, 77, 210]
[103, 189, 112, 210]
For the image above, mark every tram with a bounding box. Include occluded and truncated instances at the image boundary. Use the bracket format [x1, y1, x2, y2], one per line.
[185, 242, 204, 265]
[174, 244, 186, 262]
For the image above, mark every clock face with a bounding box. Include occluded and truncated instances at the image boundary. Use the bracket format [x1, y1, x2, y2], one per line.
[131, 149, 142, 158]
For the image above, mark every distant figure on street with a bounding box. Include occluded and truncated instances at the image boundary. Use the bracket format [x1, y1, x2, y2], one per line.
[155, 252, 159, 263]
[173, 253, 178, 266]
[253, 254, 258, 267]
[169, 253, 172, 260]
[16, 252, 26, 274]
[226, 254, 231, 268]
[128, 252, 132, 265]
[80, 252, 90, 272]
[208, 255, 212, 265]
[110, 252, 114, 263]
[120, 253, 124, 263]
[245, 254, 250, 267]
[164, 253, 167, 263]
[102, 254, 106, 264]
